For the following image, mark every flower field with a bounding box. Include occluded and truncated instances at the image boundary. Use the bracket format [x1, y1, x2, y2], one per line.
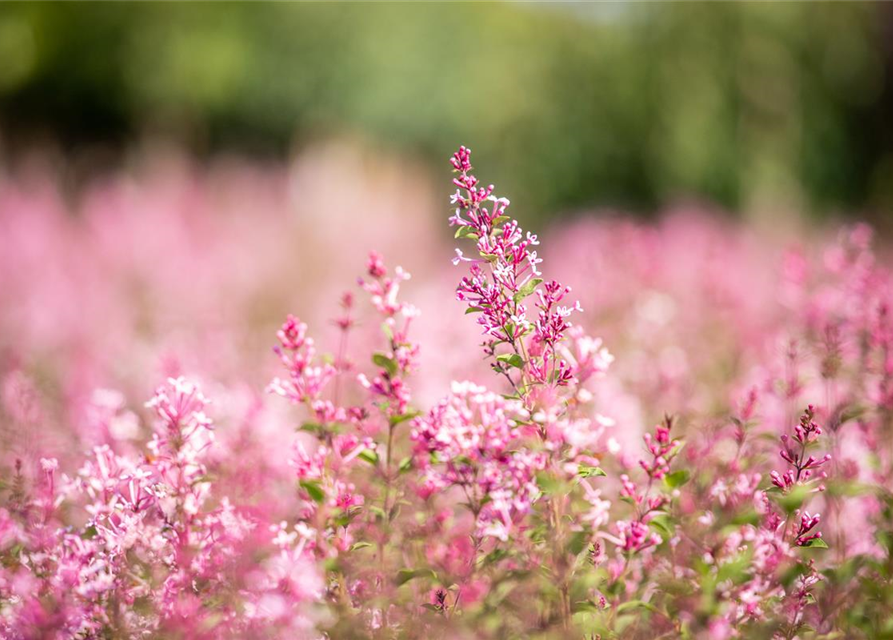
[1, 145, 892, 639]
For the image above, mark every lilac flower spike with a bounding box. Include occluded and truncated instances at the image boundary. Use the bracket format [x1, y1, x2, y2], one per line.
[449, 146, 580, 396]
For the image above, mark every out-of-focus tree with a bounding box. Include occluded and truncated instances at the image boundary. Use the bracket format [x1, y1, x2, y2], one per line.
[0, 2, 891, 224]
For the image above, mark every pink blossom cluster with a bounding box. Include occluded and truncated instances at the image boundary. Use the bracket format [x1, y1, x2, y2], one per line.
[3, 145, 893, 638]
[0, 378, 321, 639]
[411, 381, 545, 541]
[450, 146, 580, 392]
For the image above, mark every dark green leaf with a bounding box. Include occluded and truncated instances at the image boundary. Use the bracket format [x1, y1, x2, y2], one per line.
[454, 225, 478, 239]
[648, 513, 675, 538]
[801, 537, 829, 549]
[479, 548, 509, 567]
[616, 600, 659, 614]
[389, 410, 420, 427]
[298, 422, 324, 435]
[578, 465, 607, 478]
[536, 471, 563, 495]
[664, 469, 690, 489]
[513, 278, 543, 303]
[717, 553, 752, 583]
[299, 479, 325, 503]
[369, 506, 387, 520]
[372, 352, 398, 377]
[495, 353, 525, 369]
[567, 529, 589, 555]
[572, 600, 601, 613]
[388, 502, 401, 522]
[774, 484, 812, 514]
[395, 568, 436, 586]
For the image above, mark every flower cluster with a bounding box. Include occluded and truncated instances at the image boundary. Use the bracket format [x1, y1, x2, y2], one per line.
[268, 314, 339, 424]
[5, 144, 893, 639]
[772, 404, 832, 491]
[450, 146, 579, 396]
[411, 381, 545, 540]
[638, 416, 681, 480]
[0, 378, 321, 639]
[357, 251, 419, 417]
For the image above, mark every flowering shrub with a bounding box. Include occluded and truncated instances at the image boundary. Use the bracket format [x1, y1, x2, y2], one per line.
[2, 146, 893, 638]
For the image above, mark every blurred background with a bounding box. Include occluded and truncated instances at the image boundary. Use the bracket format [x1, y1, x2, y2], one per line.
[1, 2, 892, 230]
[3, 2, 893, 455]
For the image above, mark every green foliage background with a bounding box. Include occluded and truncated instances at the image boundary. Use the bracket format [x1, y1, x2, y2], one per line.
[1, 2, 891, 222]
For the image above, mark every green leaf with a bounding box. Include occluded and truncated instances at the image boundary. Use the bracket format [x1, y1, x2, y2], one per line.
[495, 353, 525, 369]
[299, 480, 325, 503]
[664, 469, 690, 489]
[298, 422, 324, 435]
[478, 548, 509, 568]
[567, 529, 589, 556]
[774, 484, 812, 514]
[454, 225, 479, 240]
[398, 456, 413, 473]
[616, 600, 659, 614]
[389, 410, 420, 427]
[349, 541, 374, 552]
[388, 502, 401, 522]
[838, 404, 865, 426]
[801, 537, 829, 549]
[513, 278, 543, 303]
[395, 568, 436, 586]
[372, 352, 398, 377]
[465, 306, 485, 315]
[369, 506, 387, 520]
[358, 449, 379, 465]
[577, 465, 607, 478]
[717, 552, 752, 584]
[730, 510, 761, 526]
[571, 600, 601, 613]
[648, 513, 675, 538]
[536, 471, 563, 495]
[332, 510, 357, 528]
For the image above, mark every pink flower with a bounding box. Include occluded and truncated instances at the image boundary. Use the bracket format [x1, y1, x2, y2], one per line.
[411, 381, 544, 539]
